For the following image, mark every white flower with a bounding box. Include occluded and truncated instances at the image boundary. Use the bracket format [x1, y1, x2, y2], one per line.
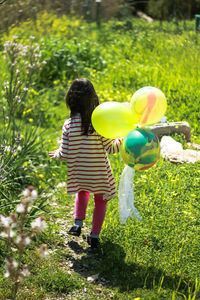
[16, 203, 25, 213]
[4, 81, 9, 88]
[9, 213, 17, 228]
[21, 189, 29, 198]
[4, 146, 10, 152]
[16, 234, 31, 246]
[20, 265, 30, 277]
[0, 215, 11, 227]
[31, 190, 38, 199]
[31, 217, 46, 232]
[5, 258, 18, 270]
[21, 186, 38, 201]
[9, 229, 15, 238]
[38, 244, 48, 258]
[0, 229, 15, 239]
[13, 260, 18, 268]
[4, 271, 10, 278]
[56, 182, 66, 188]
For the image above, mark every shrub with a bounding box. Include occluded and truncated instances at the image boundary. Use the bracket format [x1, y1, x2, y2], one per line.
[37, 37, 107, 87]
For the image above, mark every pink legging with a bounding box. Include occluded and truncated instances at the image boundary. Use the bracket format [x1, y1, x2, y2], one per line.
[74, 191, 108, 234]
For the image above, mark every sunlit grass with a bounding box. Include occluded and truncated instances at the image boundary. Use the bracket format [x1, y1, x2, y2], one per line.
[0, 13, 199, 299]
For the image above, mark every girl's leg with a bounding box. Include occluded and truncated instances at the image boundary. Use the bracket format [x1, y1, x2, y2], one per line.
[68, 191, 90, 236]
[91, 194, 108, 235]
[74, 191, 90, 221]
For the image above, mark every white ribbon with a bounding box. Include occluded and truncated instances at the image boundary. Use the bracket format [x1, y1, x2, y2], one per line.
[118, 165, 142, 224]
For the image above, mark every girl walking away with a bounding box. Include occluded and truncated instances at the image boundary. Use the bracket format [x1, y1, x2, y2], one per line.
[49, 78, 122, 248]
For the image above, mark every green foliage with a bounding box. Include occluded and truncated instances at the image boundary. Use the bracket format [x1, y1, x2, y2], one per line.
[0, 129, 44, 202]
[37, 37, 107, 87]
[0, 13, 200, 299]
[147, 0, 189, 20]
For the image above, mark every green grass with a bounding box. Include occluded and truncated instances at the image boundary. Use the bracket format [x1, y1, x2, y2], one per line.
[0, 13, 200, 300]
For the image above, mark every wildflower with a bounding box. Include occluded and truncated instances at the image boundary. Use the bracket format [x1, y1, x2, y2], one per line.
[4, 81, 9, 88]
[4, 146, 11, 152]
[4, 271, 10, 278]
[56, 182, 66, 188]
[16, 233, 31, 247]
[15, 96, 21, 103]
[0, 215, 11, 227]
[4, 257, 18, 278]
[0, 229, 15, 239]
[20, 265, 30, 277]
[31, 216, 46, 232]
[16, 203, 26, 214]
[9, 213, 17, 227]
[21, 186, 38, 201]
[38, 244, 48, 258]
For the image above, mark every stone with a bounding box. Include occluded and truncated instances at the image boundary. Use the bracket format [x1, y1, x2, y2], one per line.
[149, 121, 191, 142]
[87, 274, 99, 283]
[160, 136, 200, 163]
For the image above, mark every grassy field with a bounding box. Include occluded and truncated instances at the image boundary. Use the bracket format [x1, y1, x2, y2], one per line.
[0, 13, 200, 299]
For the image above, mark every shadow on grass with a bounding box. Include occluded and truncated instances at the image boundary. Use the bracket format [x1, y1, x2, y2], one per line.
[69, 240, 193, 296]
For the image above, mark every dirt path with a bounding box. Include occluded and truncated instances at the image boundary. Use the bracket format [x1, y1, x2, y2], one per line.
[47, 194, 115, 300]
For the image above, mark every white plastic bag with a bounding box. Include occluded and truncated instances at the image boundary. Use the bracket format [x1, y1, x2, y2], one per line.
[118, 165, 142, 224]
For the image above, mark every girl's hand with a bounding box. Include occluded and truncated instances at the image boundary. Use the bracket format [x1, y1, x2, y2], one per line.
[49, 150, 60, 159]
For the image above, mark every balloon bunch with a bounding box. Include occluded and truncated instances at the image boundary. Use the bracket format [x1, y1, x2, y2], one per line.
[92, 86, 167, 170]
[92, 86, 167, 223]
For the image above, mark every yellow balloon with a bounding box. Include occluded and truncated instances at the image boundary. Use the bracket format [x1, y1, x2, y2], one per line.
[130, 86, 167, 126]
[92, 101, 136, 139]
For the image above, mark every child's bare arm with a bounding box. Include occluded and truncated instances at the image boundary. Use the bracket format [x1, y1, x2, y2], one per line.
[49, 123, 69, 161]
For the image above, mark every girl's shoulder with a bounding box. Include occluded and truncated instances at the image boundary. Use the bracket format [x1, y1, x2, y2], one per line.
[63, 118, 70, 128]
[63, 114, 81, 129]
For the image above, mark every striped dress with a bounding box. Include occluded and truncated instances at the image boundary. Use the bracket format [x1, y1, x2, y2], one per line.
[57, 114, 122, 201]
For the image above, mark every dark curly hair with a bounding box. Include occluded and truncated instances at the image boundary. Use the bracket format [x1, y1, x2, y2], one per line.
[66, 78, 99, 135]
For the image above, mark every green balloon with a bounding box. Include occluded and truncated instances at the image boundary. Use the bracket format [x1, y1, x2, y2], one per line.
[120, 128, 160, 170]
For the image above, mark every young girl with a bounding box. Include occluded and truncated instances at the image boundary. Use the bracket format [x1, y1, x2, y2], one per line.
[49, 78, 122, 248]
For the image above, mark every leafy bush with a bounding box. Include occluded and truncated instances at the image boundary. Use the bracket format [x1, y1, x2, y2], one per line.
[37, 37, 107, 87]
